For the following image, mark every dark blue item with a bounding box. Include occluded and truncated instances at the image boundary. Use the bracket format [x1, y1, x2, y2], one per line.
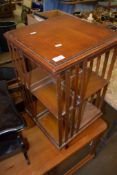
[32, 2, 43, 11]
[0, 21, 16, 53]
[0, 67, 16, 81]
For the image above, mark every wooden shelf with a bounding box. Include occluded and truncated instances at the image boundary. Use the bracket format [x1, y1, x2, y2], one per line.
[84, 71, 107, 99]
[61, 0, 97, 5]
[32, 70, 107, 118]
[37, 102, 101, 148]
[32, 81, 59, 117]
[27, 67, 50, 90]
[25, 99, 47, 119]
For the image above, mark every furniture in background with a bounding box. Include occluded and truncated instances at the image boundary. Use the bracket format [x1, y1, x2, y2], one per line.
[21, 0, 43, 24]
[0, 66, 23, 107]
[21, 0, 32, 24]
[0, 21, 16, 53]
[43, 0, 97, 13]
[27, 10, 66, 25]
[60, 0, 97, 13]
[0, 0, 16, 18]
[0, 80, 30, 164]
[98, 0, 117, 8]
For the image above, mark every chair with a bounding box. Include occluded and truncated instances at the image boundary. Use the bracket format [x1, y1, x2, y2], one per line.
[0, 66, 24, 110]
[0, 66, 17, 83]
[0, 80, 30, 164]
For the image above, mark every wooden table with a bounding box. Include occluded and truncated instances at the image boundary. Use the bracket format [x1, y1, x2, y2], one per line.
[0, 118, 107, 175]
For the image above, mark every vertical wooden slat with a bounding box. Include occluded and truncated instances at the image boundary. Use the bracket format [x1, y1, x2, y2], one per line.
[95, 90, 101, 107]
[70, 64, 79, 137]
[99, 85, 108, 109]
[76, 102, 84, 132]
[95, 55, 101, 74]
[89, 59, 94, 71]
[76, 61, 87, 131]
[14, 48, 24, 80]
[79, 61, 88, 100]
[101, 51, 110, 78]
[56, 74, 63, 147]
[7, 41, 13, 62]
[90, 94, 95, 104]
[65, 70, 71, 142]
[10, 44, 18, 70]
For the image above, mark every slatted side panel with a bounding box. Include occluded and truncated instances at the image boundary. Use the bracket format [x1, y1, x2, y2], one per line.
[58, 61, 90, 145]
[59, 47, 116, 147]
[70, 65, 79, 137]
[86, 48, 117, 109]
[8, 42, 37, 118]
[92, 48, 117, 81]
[98, 48, 117, 109]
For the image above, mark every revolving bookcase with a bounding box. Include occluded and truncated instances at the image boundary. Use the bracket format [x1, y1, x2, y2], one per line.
[5, 13, 117, 149]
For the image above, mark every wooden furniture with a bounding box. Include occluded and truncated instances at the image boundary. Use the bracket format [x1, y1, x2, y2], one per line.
[0, 118, 107, 175]
[98, 0, 117, 9]
[5, 13, 117, 149]
[27, 10, 66, 25]
[21, 0, 32, 24]
[0, 0, 15, 18]
[61, 0, 97, 5]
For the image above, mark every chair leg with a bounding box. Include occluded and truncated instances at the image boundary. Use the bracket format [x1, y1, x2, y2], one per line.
[17, 134, 30, 164]
[23, 150, 30, 165]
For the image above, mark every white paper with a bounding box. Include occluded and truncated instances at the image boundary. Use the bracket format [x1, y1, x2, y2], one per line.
[52, 55, 65, 62]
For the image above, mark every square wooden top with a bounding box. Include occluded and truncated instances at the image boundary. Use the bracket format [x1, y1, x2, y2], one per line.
[5, 14, 117, 73]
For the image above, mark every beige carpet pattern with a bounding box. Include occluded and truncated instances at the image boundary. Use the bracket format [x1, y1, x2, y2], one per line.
[106, 59, 117, 110]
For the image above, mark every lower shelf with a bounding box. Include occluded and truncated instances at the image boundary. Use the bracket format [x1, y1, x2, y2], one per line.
[35, 102, 102, 149]
[32, 69, 107, 118]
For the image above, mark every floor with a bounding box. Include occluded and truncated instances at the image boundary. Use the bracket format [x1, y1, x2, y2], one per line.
[75, 102, 117, 175]
[0, 4, 117, 175]
[75, 134, 117, 175]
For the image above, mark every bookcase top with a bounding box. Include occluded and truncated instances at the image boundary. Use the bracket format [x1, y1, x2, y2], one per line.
[5, 14, 117, 73]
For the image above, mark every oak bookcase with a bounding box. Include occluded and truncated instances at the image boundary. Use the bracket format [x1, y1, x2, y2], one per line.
[5, 12, 117, 149]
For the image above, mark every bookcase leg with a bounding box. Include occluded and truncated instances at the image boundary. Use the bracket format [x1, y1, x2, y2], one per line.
[89, 136, 102, 157]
